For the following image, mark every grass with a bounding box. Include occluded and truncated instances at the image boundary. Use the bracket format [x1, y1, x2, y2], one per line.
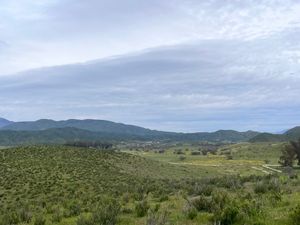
[124, 142, 287, 176]
[0, 143, 299, 225]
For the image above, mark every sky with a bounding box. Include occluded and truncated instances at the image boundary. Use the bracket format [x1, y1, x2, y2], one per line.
[0, 0, 300, 132]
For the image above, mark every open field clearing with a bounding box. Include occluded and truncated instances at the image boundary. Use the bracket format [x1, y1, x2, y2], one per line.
[123, 142, 289, 177]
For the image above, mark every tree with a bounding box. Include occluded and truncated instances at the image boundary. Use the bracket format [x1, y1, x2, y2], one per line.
[290, 138, 300, 165]
[278, 140, 300, 167]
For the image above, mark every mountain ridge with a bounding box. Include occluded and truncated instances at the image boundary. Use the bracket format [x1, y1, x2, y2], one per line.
[3, 118, 300, 144]
[249, 126, 300, 142]
[0, 118, 260, 145]
[0, 118, 13, 128]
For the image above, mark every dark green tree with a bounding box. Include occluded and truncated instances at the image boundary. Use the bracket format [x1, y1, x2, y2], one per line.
[279, 144, 296, 167]
[290, 138, 300, 165]
[278, 139, 300, 167]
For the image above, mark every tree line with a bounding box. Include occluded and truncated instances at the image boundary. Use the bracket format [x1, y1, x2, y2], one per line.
[65, 141, 113, 149]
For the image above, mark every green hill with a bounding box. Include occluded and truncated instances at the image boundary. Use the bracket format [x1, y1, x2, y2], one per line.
[0, 127, 144, 146]
[249, 126, 300, 142]
[284, 126, 300, 140]
[0, 145, 203, 219]
[249, 133, 287, 143]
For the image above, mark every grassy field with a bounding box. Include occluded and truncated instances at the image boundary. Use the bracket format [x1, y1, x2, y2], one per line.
[124, 142, 287, 176]
[0, 143, 299, 225]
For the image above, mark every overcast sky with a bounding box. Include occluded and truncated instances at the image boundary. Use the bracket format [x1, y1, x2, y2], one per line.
[1, 0, 300, 132]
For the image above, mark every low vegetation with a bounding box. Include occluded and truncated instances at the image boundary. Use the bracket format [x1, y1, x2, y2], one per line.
[0, 143, 299, 225]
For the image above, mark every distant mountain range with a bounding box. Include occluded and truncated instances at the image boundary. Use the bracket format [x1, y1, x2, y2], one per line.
[249, 126, 300, 143]
[0, 118, 260, 145]
[1, 117, 300, 145]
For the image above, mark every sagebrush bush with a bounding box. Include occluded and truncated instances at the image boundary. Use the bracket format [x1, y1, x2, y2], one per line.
[211, 190, 230, 212]
[183, 203, 197, 220]
[135, 199, 150, 217]
[146, 210, 169, 225]
[191, 195, 213, 212]
[212, 201, 240, 225]
[76, 215, 93, 225]
[51, 207, 63, 223]
[92, 198, 120, 225]
[254, 182, 268, 194]
[34, 215, 46, 225]
[19, 207, 32, 223]
[254, 178, 281, 194]
[193, 183, 214, 196]
[68, 202, 81, 217]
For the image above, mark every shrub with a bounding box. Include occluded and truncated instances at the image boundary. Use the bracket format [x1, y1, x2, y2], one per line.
[0, 212, 20, 225]
[68, 202, 81, 217]
[19, 207, 32, 223]
[158, 194, 169, 202]
[254, 182, 268, 194]
[290, 204, 300, 225]
[146, 210, 169, 225]
[212, 202, 240, 225]
[193, 183, 214, 196]
[173, 149, 185, 155]
[76, 215, 93, 225]
[254, 178, 281, 194]
[211, 190, 230, 212]
[135, 200, 149, 217]
[34, 215, 46, 225]
[226, 155, 233, 160]
[92, 198, 120, 225]
[191, 195, 213, 212]
[183, 204, 197, 220]
[191, 151, 201, 156]
[52, 208, 63, 223]
[122, 192, 130, 204]
[239, 199, 264, 221]
[220, 204, 240, 225]
[178, 156, 186, 161]
[121, 207, 133, 214]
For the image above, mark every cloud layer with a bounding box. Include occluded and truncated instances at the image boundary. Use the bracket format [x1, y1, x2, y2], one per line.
[0, 0, 300, 132]
[1, 0, 300, 74]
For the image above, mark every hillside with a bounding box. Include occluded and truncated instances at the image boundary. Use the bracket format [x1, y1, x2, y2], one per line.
[0, 119, 259, 144]
[284, 126, 300, 140]
[0, 145, 299, 225]
[249, 126, 300, 142]
[249, 133, 287, 143]
[0, 145, 205, 219]
[0, 127, 144, 145]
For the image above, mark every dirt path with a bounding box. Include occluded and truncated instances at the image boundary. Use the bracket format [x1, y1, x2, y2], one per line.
[262, 164, 282, 173]
[251, 166, 271, 174]
[168, 161, 283, 175]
